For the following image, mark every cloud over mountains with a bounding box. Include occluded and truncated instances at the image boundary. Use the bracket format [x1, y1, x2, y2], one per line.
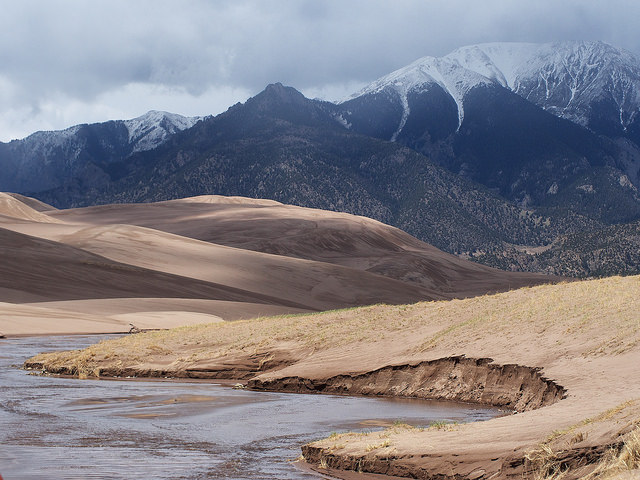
[1, 0, 640, 141]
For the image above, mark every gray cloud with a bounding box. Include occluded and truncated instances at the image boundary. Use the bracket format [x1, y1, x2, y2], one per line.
[1, 0, 639, 140]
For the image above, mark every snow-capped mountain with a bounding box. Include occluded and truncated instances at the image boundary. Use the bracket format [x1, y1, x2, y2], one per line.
[337, 41, 640, 206]
[124, 110, 202, 153]
[349, 55, 493, 133]
[0, 111, 201, 193]
[343, 41, 640, 140]
[450, 41, 640, 135]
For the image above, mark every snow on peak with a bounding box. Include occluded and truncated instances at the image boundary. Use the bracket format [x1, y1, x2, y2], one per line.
[445, 42, 541, 88]
[449, 41, 640, 128]
[347, 41, 640, 134]
[512, 41, 640, 128]
[124, 111, 202, 152]
[350, 55, 494, 131]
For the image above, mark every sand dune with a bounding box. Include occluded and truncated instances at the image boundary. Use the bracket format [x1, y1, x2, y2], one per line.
[0, 303, 227, 336]
[1, 297, 307, 336]
[6, 222, 441, 309]
[0, 302, 134, 336]
[1, 193, 555, 335]
[4, 193, 57, 212]
[48, 196, 552, 296]
[166, 194, 283, 206]
[0, 227, 311, 307]
[28, 298, 307, 319]
[0, 192, 60, 223]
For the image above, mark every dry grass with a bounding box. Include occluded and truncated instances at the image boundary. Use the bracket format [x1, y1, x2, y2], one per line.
[591, 428, 640, 478]
[366, 439, 392, 451]
[527, 427, 640, 480]
[526, 442, 568, 480]
[28, 275, 640, 377]
[526, 400, 640, 480]
[415, 276, 640, 356]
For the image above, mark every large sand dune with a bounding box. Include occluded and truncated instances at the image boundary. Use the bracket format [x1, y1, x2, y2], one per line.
[0, 192, 59, 223]
[48, 196, 548, 295]
[5, 222, 445, 309]
[0, 194, 553, 335]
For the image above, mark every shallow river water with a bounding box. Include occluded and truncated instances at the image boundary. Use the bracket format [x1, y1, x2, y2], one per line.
[1, 335, 502, 479]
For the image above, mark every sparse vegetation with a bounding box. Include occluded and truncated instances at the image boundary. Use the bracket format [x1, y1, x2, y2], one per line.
[526, 426, 640, 480]
[525, 400, 640, 479]
[429, 420, 458, 431]
[366, 439, 392, 451]
[28, 275, 640, 379]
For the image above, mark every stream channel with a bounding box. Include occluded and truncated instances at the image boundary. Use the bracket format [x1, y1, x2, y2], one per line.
[1, 335, 503, 479]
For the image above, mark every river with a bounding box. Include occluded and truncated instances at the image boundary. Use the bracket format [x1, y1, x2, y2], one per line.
[0, 335, 502, 479]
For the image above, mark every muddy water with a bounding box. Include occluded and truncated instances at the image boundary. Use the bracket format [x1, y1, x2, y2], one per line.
[0, 336, 503, 479]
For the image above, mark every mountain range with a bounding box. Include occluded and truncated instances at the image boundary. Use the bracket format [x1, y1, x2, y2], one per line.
[0, 110, 202, 194]
[1, 41, 639, 277]
[338, 41, 640, 207]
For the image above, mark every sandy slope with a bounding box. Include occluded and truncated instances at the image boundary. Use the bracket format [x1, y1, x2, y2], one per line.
[28, 298, 306, 320]
[0, 192, 60, 223]
[47, 196, 550, 296]
[3, 192, 57, 212]
[0, 302, 224, 336]
[0, 227, 310, 307]
[0, 193, 552, 336]
[4, 222, 445, 309]
[0, 297, 306, 337]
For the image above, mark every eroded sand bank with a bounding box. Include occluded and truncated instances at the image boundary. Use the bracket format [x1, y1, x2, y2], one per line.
[25, 276, 640, 479]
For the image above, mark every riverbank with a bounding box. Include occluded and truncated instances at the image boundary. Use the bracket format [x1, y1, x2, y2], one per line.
[8, 336, 492, 479]
[26, 275, 640, 479]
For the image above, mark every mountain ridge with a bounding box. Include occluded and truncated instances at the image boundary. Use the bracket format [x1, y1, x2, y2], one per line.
[338, 41, 640, 214]
[2, 42, 640, 277]
[346, 41, 640, 141]
[0, 111, 201, 193]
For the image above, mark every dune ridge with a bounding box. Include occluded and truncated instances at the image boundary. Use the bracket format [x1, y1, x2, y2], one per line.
[0, 193, 552, 336]
[0, 192, 60, 223]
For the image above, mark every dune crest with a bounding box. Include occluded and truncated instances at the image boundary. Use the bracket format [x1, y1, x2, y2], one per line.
[0, 192, 60, 223]
[0, 193, 554, 335]
[162, 194, 283, 206]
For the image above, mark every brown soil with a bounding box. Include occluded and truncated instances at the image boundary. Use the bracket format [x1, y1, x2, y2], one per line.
[248, 356, 566, 412]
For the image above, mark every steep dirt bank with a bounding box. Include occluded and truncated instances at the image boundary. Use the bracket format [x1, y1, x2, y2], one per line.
[25, 347, 300, 380]
[298, 400, 640, 480]
[25, 355, 565, 412]
[248, 356, 566, 412]
[24, 353, 571, 478]
[25, 276, 640, 479]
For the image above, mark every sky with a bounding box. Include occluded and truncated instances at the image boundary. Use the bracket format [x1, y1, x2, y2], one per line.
[1, 0, 639, 142]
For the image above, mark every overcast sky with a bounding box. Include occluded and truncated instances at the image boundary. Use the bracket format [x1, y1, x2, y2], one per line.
[1, 0, 639, 141]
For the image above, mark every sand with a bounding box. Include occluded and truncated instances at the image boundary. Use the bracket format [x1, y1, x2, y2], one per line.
[26, 275, 640, 479]
[14, 192, 635, 477]
[0, 193, 551, 336]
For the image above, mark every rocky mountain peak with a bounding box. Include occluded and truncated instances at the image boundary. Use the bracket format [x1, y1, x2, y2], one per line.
[346, 41, 640, 137]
